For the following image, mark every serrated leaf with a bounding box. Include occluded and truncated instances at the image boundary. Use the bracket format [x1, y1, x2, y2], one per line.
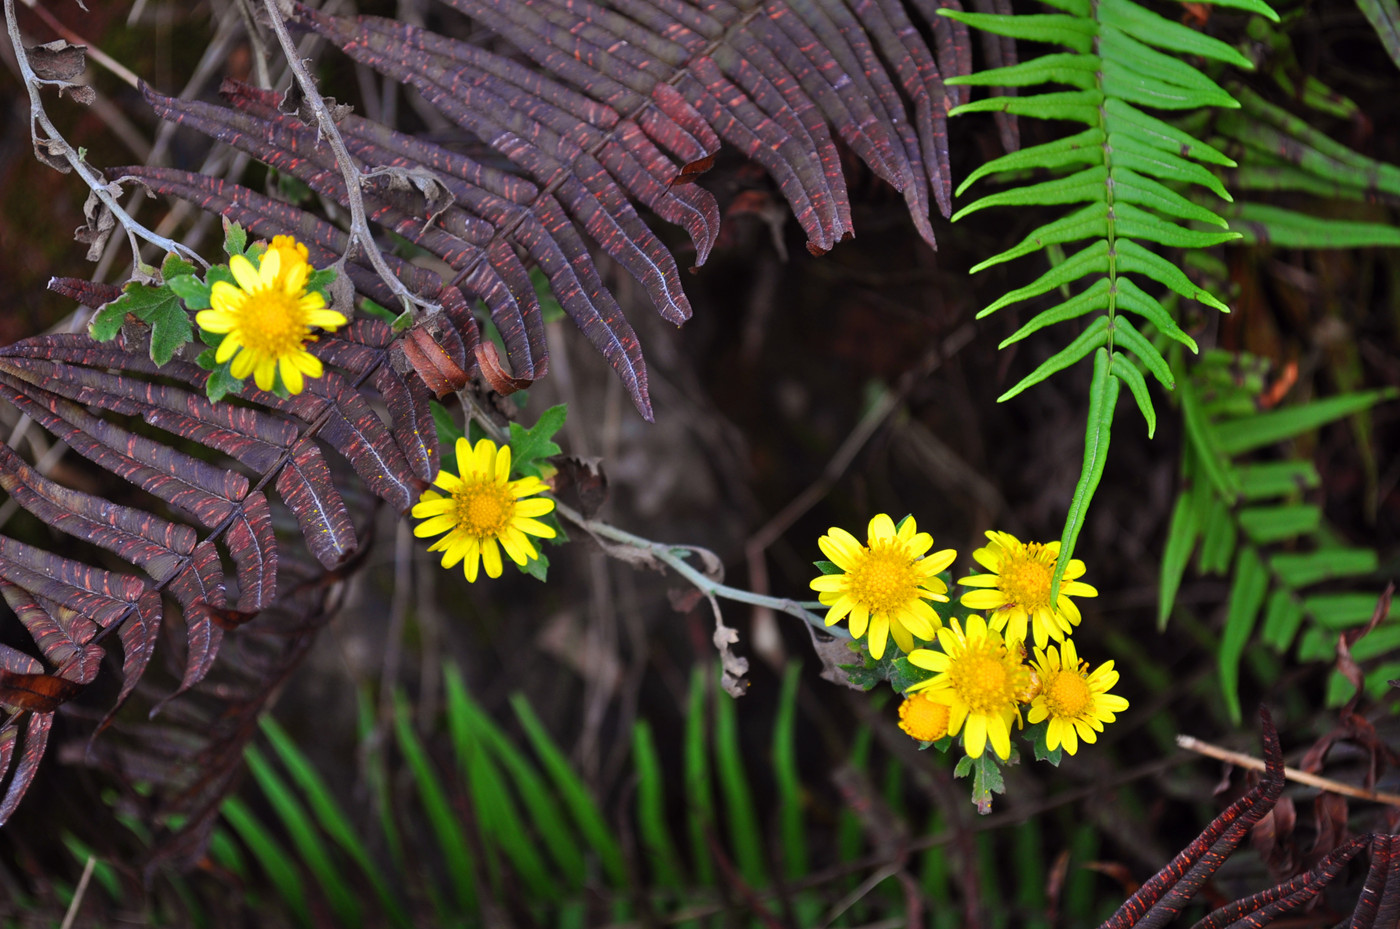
[1051, 347, 1118, 600]
[161, 253, 198, 280]
[167, 274, 212, 311]
[518, 550, 549, 582]
[508, 404, 567, 478]
[222, 218, 247, 257]
[998, 316, 1109, 402]
[952, 751, 1007, 815]
[91, 282, 194, 365]
[1110, 352, 1156, 438]
[1023, 720, 1064, 766]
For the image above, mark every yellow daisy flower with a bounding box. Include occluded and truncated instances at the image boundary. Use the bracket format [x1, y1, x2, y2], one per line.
[412, 437, 557, 582]
[958, 531, 1098, 649]
[897, 692, 950, 743]
[196, 244, 347, 394]
[1026, 638, 1128, 755]
[907, 615, 1029, 760]
[809, 514, 955, 660]
[265, 234, 310, 274]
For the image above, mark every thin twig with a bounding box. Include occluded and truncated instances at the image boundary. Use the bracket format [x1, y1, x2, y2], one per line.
[260, 0, 438, 319]
[58, 855, 96, 929]
[1177, 733, 1400, 807]
[4, 0, 205, 270]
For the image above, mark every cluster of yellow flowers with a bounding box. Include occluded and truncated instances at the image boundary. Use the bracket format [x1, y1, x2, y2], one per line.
[812, 518, 1127, 760]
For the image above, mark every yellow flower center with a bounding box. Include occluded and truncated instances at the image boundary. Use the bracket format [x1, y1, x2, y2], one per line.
[453, 479, 514, 537]
[998, 543, 1053, 611]
[898, 694, 950, 742]
[235, 286, 313, 357]
[1042, 668, 1092, 718]
[948, 639, 1024, 714]
[848, 541, 920, 614]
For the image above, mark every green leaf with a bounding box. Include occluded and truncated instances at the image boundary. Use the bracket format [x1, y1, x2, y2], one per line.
[1023, 719, 1064, 766]
[1098, 26, 1239, 108]
[1235, 460, 1320, 500]
[507, 404, 567, 478]
[1157, 488, 1200, 628]
[1270, 548, 1377, 588]
[1098, 0, 1253, 67]
[161, 252, 198, 281]
[1197, 495, 1237, 575]
[814, 559, 843, 575]
[973, 203, 1109, 272]
[1203, 0, 1279, 20]
[937, 11, 1098, 53]
[1238, 504, 1322, 543]
[1224, 202, 1400, 248]
[1110, 314, 1174, 390]
[1114, 201, 1241, 249]
[1110, 351, 1156, 438]
[1000, 277, 1110, 347]
[1179, 377, 1241, 503]
[1220, 545, 1268, 724]
[980, 240, 1110, 317]
[1101, 58, 1236, 111]
[948, 52, 1100, 89]
[953, 751, 1007, 815]
[773, 664, 808, 880]
[167, 274, 212, 311]
[222, 217, 247, 257]
[1109, 132, 1232, 199]
[684, 668, 716, 886]
[1115, 239, 1230, 312]
[953, 166, 1107, 222]
[89, 282, 194, 365]
[951, 89, 1103, 125]
[1112, 167, 1229, 228]
[957, 128, 1105, 196]
[632, 721, 685, 888]
[1112, 277, 1198, 351]
[714, 676, 768, 886]
[998, 316, 1110, 402]
[1302, 592, 1391, 630]
[1260, 589, 1304, 651]
[1052, 348, 1119, 601]
[1104, 99, 1236, 166]
[1217, 389, 1395, 455]
[220, 796, 310, 926]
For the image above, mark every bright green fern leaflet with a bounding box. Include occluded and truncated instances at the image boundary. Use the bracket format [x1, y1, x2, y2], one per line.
[943, 0, 1277, 594]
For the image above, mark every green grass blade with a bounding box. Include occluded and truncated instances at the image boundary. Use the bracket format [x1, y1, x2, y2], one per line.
[221, 794, 311, 927]
[259, 717, 412, 929]
[444, 668, 586, 886]
[1052, 347, 1119, 600]
[773, 663, 808, 881]
[394, 693, 478, 914]
[713, 674, 768, 887]
[244, 741, 363, 928]
[509, 694, 627, 886]
[684, 667, 717, 886]
[632, 720, 685, 889]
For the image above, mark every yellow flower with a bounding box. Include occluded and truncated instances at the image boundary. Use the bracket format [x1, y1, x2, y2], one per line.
[412, 437, 556, 582]
[197, 244, 346, 394]
[907, 615, 1029, 760]
[898, 692, 950, 743]
[265, 234, 310, 275]
[958, 531, 1097, 649]
[809, 514, 955, 660]
[1026, 638, 1128, 755]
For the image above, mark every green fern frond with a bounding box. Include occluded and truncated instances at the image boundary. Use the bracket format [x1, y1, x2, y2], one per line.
[943, 0, 1270, 594]
[1159, 350, 1395, 722]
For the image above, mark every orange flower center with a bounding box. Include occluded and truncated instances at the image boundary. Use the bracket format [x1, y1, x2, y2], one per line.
[1043, 667, 1092, 718]
[453, 480, 514, 537]
[998, 544, 1053, 611]
[233, 285, 312, 357]
[898, 694, 950, 742]
[848, 541, 920, 614]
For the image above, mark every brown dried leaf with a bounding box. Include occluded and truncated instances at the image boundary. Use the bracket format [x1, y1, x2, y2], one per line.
[807, 626, 864, 692]
[74, 186, 116, 260]
[28, 40, 85, 82]
[553, 456, 609, 519]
